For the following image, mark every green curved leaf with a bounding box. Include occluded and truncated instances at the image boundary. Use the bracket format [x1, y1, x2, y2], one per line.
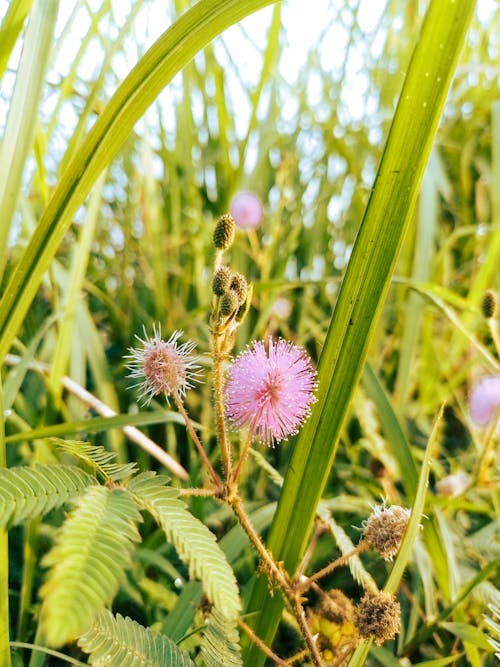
[78, 610, 195, 667]
[0, 0, 278, 364]
[40, 485, 142, 646]
[0, 464, 95, 528]
[128, 472, 241, 620]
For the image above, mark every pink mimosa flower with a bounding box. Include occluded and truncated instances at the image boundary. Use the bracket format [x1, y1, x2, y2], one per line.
[230, 191, 263, 229]
[469, 376, 500, 427]
[225, 338, 317, 445]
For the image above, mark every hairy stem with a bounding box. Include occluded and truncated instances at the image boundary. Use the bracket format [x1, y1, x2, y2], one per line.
[172, 392, 222, 493]
[238, 618, 290, 667]
[231, 432, 253, 485]
[213, 344, 233, 482]
[230, 494, 290, 592]
[292, 598, 324, 667]
[297, 543, 367, 593]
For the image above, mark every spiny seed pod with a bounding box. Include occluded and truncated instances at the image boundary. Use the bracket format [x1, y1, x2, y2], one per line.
[318, 589, 355, 625]
[482, 290, 497, 319]
[213, 213, 235, 250]
[362, 504, 410, 561]
[354, 591, 401, 646]
[219, 289, 239, 317]
[212, 265, 232, 296]
[230, 272, 248, 305]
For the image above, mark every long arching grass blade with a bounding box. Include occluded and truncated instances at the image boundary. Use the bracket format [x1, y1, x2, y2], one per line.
[242, 2, 476, 663]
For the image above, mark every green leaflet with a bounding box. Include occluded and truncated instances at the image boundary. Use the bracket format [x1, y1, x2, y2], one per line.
[201, 607, 243, 667]
[40, 485, 142, 646]
[0, 464, 95, 528]
[54, 439, 138, 482]
[78, 610, 195, 667]
[128, 472, 241, 620]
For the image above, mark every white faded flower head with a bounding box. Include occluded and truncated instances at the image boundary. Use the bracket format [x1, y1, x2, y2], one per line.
[125, 325, 202, 405]
[362, 502, 411, 561]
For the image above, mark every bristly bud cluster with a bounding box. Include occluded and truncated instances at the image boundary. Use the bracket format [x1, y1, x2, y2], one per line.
[354, 591, 401, 645]
[213, 213, 235, 250]
[482, 289, 498, 319]
[362, 503, 410, 561]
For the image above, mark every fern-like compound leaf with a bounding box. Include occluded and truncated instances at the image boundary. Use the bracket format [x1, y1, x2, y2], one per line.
[128, 472, 241, 620]
[54, 439, 138, 481]
[78, 610, 196, 666]
[201, 607, 243, 667]
[40, 485, 142, 646]
[0, 464, 95, 528]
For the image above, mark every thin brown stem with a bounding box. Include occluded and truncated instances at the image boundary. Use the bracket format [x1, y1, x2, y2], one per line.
[238, 618, 290, 667]
[291, 598, 324, 667]
[179, 488, 216, 497]
[297, 543, 367, 593]
[172, 391, 223, 493]
[295, 521, 326, 580]
[229, 494, 290, 592]
[231, 432, 253, 485]
[231, 495, 325, 666]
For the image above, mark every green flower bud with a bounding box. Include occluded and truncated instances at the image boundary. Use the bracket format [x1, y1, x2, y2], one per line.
[482, 290, 497, 319]
[219, 289, 239, 317]
[212, 265, 232, 296]
[213, 213, 235, 250]
[230, 272, 248, 305]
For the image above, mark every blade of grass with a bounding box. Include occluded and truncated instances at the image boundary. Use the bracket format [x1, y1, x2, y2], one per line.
[0, 373, 11, 666]
[0, 0, 278, 365]
[0, 0, 34, 80]
[242, 2, 476, 663]
[0, 0, 60, 277]
[48, 170, 108, 405]
[362, 362, 419, 498]
[348, 406, 444, 666]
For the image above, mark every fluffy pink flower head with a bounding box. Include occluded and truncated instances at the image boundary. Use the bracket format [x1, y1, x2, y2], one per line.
[125, 325, 201, 405]
[225, 338, 317, 446]
[469, 375, 500, 427]
[230, 191, 263, 229]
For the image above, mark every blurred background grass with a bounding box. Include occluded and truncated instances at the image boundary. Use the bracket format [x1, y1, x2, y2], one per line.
[0, 0, 499, 664]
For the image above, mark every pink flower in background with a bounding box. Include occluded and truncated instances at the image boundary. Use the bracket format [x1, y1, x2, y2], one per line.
[469, 376, 500, 426]
[230, 191, 263, 229]
[226, 338, 317, 445]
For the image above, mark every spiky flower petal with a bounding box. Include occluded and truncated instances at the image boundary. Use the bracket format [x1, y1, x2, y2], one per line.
[125, 325, 201, 405]
[225, 338, 317, 446]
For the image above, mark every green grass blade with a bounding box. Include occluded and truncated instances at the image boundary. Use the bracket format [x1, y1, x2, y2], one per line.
[0, 376, 11, 665]
[362, 362, 419, 498]
[0, 0, 278, 364]
[0, 0, 33, 81]
[242, 1, 476, 663]
[0, 0, 60, 275]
